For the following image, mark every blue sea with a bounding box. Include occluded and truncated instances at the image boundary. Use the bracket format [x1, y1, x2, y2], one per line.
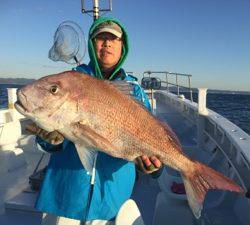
[190, 92, 250, 135]
[0, 84, 250, 135]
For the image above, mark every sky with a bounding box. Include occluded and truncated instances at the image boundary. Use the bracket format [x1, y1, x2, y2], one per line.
[0, 0, 250, 91]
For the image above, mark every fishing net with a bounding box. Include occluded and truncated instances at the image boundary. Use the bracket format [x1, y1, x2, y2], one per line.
[48, 21, 86, 65]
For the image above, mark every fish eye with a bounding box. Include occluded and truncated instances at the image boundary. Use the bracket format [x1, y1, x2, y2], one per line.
[50, 85, 59, 94]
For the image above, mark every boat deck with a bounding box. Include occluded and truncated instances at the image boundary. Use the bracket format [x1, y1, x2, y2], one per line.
[0, 135, 45, 225]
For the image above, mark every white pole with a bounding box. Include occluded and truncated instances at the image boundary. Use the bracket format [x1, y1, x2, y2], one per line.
[197, 88, 208, 148]
[7, 88, 17, 110]
[7, 88, 18, 121]
[198, 88, 208, 115]
[93, 0, 99, 20]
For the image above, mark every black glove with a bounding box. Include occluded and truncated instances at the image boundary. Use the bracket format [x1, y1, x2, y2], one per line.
[26, 122, 64, 145]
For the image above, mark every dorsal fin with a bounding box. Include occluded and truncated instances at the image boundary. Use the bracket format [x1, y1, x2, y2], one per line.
[107, 80, 134, 96]
[105, 80, 150, 110]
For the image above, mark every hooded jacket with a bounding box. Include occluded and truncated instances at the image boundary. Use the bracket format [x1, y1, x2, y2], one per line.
[76, 17, 151, 108]
[35, 17, 151, 221]
[88, 17, 129, 80]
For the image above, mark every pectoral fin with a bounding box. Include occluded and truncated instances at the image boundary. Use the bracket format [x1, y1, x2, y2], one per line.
[75, 143, 98, 174]
[72, 122, 117, 172]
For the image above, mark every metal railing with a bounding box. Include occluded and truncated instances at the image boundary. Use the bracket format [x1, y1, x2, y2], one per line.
[143, 71, 193, 102]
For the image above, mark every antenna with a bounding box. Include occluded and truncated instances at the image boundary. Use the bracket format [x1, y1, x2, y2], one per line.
[81, 0, 112, 21]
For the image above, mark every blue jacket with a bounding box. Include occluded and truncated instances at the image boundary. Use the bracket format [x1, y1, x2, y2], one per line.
[35, 65, 151, 221]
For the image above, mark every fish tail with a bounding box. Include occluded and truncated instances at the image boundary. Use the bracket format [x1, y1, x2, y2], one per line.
[181, 160, 244, 218]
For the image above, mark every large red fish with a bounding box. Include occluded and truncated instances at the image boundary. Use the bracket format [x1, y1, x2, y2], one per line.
[14, 71, 244, 218]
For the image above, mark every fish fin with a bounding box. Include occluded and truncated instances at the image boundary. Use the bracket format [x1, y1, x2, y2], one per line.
[73, 122, 117, 156]
[156, 119, 182, 149]
[75, 143, 97, 174]
[104, 79, 154, 114]
[181, 160, 244, 218]
[106, 80, 134, 96]
[162, 123, 181, 147]
[107, 80, 151, 110]
[181, 173, 203, 218]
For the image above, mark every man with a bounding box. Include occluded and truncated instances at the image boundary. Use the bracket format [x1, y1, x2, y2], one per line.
[31, 17, 162, 224]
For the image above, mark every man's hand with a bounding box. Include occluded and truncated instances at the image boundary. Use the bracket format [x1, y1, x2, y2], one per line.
[135, 155, 162, 174]
[26, 122, 64, 145]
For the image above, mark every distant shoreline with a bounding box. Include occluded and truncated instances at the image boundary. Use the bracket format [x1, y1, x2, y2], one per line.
[179, 89, 250, 95]
[0, 78, 36, 85]
[207, 90, 250, 95]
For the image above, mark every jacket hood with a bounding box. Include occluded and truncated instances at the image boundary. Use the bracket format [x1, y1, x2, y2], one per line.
[88, 17, 129, 80]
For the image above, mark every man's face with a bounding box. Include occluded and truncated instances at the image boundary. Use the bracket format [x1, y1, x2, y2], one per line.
[93, 32, 123, 71]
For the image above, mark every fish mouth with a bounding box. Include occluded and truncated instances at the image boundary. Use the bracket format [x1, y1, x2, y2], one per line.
[14, 100, 27, 115]
[14, 90, 31, 116]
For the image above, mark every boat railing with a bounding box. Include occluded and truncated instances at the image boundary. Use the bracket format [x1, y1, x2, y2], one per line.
[142, 71, 194, 102]
[155, 89, 250, 194]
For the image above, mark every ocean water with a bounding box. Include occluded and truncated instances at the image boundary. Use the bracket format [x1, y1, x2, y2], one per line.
[193, 92, 250, 134]
[0, 84, 250, 135]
